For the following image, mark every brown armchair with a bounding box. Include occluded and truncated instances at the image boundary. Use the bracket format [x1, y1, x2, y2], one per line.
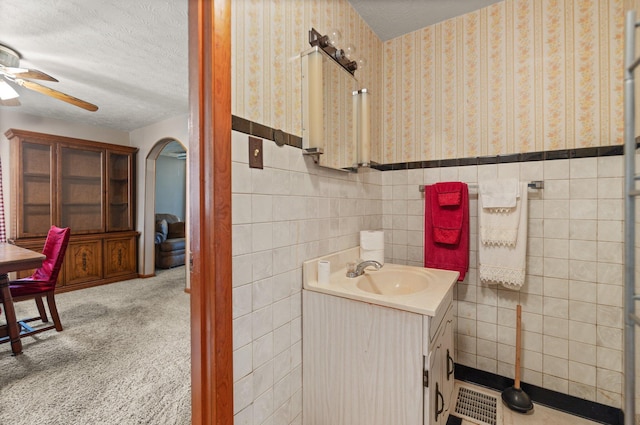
[155, 213, 185, 269]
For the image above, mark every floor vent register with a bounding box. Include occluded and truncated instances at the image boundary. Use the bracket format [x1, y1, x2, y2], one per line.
[453, 385, 498, 425]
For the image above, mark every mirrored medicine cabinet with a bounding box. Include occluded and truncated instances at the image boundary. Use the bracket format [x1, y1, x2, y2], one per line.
[301, 46, 360, 171]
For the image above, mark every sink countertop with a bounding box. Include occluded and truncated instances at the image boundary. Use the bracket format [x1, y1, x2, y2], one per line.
[302, 247, 459, 316]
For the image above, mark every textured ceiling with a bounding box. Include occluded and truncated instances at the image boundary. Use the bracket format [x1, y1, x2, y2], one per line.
[0, 0, 188, 132]
[0, 0, 499, 133]
[349, 0, 503, 41]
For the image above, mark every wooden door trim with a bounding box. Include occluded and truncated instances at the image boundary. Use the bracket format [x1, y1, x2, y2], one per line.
[189, 0, 233, 423]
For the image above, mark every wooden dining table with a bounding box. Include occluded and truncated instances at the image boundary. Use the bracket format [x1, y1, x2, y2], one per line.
[0, 243, 45, 355]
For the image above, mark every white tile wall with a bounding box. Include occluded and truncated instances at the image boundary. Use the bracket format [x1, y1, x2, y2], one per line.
[233, 135, 626, 421]
[381, 156, 625, 408]
[231, 131, 383, 424]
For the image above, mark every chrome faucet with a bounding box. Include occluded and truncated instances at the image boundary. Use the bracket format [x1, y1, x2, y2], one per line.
[346, 260, 383, 278]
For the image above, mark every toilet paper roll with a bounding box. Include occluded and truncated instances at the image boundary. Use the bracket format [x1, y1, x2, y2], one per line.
[360, 249, 384, 265]
[360, 230, 384, 265]
[360, 230, 384, 251]
[317, 260, 331, 285]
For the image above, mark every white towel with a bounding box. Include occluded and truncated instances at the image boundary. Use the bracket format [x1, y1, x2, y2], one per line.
[478, 182, 528, 290]
[479, 178, 519, 211]
[479, 179, 521, 246]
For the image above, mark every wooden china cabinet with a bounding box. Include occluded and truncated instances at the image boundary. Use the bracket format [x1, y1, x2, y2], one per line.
[5, 129, 139, 292]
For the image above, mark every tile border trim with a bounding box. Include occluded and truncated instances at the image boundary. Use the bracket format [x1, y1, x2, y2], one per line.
[445, 415, 462, 425]
[372, 145, 626, 171]
[231, 116, 629, 170]
[232, 115, 302, 149]
[454, 364, 624, 425]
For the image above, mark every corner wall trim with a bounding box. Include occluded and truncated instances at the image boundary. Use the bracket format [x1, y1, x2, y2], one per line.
[454, 364, 624, 425]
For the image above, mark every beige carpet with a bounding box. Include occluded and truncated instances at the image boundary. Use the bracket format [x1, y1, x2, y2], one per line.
[0, 267, 190, 425]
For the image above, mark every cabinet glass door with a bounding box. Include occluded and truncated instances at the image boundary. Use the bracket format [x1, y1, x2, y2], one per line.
[107, 152, 132, 231]
[60, 147, 104, 233]
[20, 142, 54, 237]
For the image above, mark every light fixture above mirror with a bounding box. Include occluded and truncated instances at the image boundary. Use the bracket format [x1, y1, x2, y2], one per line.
[308, 28, 358, 75]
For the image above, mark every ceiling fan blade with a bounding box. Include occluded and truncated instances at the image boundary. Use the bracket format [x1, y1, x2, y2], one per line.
[0, 97, 21, 106]
[16, 79, 98, 112]
[0, 79, 19, 100]
[3, 67, 58, 82]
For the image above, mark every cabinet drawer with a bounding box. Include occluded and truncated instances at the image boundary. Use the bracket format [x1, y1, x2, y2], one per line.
[104, 236, 136, 278]
[64, 240, 103, 285]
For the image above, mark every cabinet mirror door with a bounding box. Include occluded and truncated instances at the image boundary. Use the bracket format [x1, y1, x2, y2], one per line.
[302, 47, 359, 171]
[59, 146, 104, 233]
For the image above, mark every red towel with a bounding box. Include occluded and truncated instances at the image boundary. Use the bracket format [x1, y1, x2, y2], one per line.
[424, 182, 469, 281]
[431, 182, 464, 244]
[435, 182, 462, 206]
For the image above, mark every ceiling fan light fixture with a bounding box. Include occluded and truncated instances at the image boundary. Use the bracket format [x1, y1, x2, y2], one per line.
[0, 44, 20, 68]
[0, 42, 98, 112]
[0, 80, 19, 100]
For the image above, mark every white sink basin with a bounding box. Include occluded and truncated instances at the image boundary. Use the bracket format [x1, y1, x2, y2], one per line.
[302, 248, 460, 316]
[356, 269, 429, 296]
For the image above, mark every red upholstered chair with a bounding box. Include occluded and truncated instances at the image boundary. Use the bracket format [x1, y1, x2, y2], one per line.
[0, 226, 70, 340]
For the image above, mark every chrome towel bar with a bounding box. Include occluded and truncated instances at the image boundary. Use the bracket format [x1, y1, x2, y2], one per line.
[418, 180, 544, 193]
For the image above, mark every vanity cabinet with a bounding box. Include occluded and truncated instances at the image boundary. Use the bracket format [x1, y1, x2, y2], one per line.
[302, 288, 455, 425]
[5, 129, 139, 291]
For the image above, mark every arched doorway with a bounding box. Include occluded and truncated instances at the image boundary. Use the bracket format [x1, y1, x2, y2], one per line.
[143, 138, 190, 289]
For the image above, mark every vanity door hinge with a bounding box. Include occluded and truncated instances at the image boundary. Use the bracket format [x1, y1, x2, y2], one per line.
[423, 370, 429, 388]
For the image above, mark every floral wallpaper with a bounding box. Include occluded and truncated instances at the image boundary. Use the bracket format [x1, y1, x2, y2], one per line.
[231, 0, 382, 158]
[231, 0, 636, 165]
[380, 0, 628, 164]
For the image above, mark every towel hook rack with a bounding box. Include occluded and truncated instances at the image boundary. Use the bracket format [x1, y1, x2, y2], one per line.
[418, 180, 544, 193]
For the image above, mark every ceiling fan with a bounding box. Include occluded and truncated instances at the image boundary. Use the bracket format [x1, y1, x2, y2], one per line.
[0, 44, 98, 112]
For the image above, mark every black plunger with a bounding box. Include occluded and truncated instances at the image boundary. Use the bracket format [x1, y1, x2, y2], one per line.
[501, 304, 534, 413]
